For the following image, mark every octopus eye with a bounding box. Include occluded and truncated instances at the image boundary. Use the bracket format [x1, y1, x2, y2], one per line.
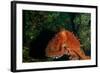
[62, 43, 68, 49]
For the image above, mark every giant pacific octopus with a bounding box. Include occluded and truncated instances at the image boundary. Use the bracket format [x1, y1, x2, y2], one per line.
[45, 29, 90, 60]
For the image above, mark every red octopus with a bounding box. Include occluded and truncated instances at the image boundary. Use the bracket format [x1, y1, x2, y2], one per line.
[45, 28, 90, 60]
